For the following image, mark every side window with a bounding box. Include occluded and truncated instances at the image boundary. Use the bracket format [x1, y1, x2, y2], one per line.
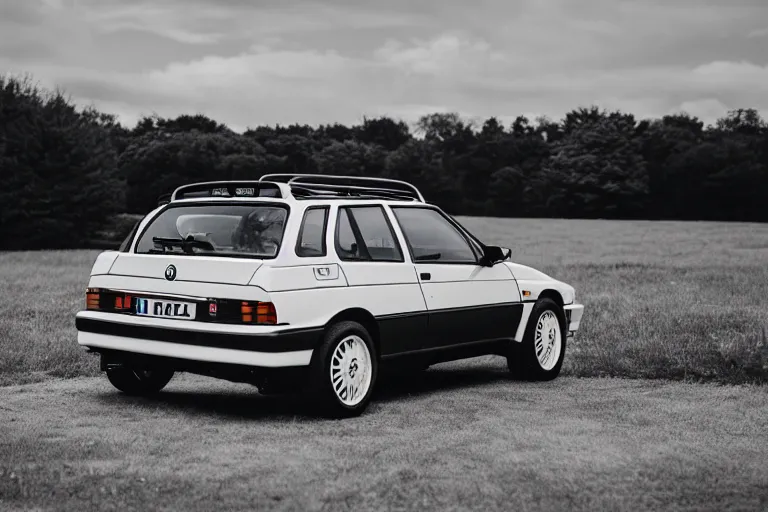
[295, 206, 328, 257]
[336, 209, 360, 258]
[335, 206, 403, 262]
[392, 207, 477, 263]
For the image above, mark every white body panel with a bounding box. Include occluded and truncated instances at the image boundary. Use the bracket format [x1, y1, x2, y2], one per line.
[250, 264, 348, 292]
[270, 284, 427, 329]
[513, 303, 536, 342]
[565, 304, 584, 332]
[504, 262, 576, 305]
[78, 332, 311, 367]
[414, 263, 520, 310]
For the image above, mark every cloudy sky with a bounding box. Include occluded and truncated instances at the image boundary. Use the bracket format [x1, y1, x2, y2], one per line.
[2, 0, 767, 131]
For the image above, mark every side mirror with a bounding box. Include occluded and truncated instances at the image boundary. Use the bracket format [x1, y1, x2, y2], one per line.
[481, 245, 511, 266]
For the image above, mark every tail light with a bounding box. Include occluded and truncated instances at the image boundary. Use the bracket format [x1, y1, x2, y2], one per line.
[85, 288, 275, 324]
[114, 293, 133, 312]
[85, 288, 133, 312]
[86, 288, 100, 310]
[241, 301, 277, 325]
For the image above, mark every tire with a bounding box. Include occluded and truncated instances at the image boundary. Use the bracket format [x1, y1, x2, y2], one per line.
[307, 321, 378, 418]
[507, 298, 566, 381]
[106, 367, 175, 395]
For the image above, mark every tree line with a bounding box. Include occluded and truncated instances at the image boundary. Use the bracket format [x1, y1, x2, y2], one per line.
[2, 74, 767, 250]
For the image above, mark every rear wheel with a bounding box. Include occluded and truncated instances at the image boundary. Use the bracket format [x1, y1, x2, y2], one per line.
[106, 368, 175, 395]
[507, 298, 566, 381]
[307, 321, 378, 418]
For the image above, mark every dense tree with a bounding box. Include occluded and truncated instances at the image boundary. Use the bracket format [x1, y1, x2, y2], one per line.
[3, 72, 768, 251]
[316, 123, 356, 144]
[132, 113, 229, 136]
[488, 167, 525, 217]
[355, 116, 411, 151]
[0, 75, 123, 249]
[639, 114, 706, 219]
[542, 109, 649, 218]
[312, 140, 387, 177]
[121, 130, 268, 213]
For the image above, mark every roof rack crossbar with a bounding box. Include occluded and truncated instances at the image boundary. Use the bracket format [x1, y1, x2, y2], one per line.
[171, 181, 282, 201]
[289, 183, 417, 201]
[259, 173, 425, 202]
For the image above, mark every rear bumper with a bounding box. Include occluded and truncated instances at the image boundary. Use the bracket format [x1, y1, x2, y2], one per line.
[563, 303, 584, 335]
[76, 312, 321, 368]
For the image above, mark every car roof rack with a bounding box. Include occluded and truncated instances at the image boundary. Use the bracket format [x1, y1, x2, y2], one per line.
[170, 181, 284, 202]
[259, 174, 425, 202]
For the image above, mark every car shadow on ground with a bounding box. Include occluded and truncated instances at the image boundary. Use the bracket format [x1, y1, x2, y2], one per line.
[91, 361, 519, 420]
[373, 364, 514, 402]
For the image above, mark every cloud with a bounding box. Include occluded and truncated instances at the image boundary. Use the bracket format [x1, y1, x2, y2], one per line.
[374, 35, 506, 76]
[1, 0, 768, 129]
[691, 61, 768, 89]
[675, 99, 731, 122]
[79, 0, 429, 45]
[747, 27, 768, 38]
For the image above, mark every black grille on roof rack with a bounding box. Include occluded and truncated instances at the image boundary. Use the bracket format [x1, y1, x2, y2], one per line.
[259, 174, 425, 202]
[170, 181, 282, 202]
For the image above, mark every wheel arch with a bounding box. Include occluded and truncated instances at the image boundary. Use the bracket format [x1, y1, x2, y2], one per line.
[537, 289, 564, 309]
[535, 289, 568, 333]
[324, 308, 381, 359]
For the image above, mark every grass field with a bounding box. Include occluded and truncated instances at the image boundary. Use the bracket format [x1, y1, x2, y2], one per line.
[2, 370, 767, 511]
[3, 217, 768, 511]
[2, 217, 768, 385]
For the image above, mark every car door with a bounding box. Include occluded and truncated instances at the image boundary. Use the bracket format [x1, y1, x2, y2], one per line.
[332, 204, 429, 355]
[388, 205, 522, 349]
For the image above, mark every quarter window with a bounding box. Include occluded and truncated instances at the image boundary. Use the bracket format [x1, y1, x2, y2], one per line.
[335, 206, 403, 262]
[392, 207, 477, 263]
[296, 206, 328, 257]
[119, 221, 140, 252]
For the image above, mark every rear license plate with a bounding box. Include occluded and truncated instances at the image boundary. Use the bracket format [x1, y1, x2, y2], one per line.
[136, 298, 196, 320]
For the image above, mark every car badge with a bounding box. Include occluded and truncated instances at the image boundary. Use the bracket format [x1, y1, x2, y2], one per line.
[165, 264, 177, 281]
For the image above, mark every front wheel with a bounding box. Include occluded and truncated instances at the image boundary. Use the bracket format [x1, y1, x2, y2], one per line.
[507, 298, 566, 381]
[307, 321, 378, 418]
[106, 368, 175, 395]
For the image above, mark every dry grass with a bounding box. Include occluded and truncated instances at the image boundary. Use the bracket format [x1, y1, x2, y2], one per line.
[1, 371, 766, 511]
[0, 250, 102, 385]
[3, 218, 768, 385]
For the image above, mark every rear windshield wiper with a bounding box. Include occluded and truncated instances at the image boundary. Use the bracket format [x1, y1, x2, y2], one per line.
[152, 236, 215, 254]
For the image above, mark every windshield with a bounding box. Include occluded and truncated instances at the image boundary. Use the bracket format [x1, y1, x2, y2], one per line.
[135, 204, 288, 258]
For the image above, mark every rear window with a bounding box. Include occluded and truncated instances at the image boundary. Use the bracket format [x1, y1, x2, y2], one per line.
[135, 204, 288, 259]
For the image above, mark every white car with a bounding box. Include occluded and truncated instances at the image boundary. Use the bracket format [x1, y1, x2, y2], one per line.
[76, 174, 584, 417]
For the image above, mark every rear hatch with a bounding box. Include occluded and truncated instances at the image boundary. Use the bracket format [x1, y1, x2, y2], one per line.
[93, 200, 290, 298]
[108, 253, 263, 286]
[84, 201, 290, 324]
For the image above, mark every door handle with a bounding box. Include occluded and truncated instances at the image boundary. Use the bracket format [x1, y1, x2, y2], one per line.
[420, 272, 431, 281]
